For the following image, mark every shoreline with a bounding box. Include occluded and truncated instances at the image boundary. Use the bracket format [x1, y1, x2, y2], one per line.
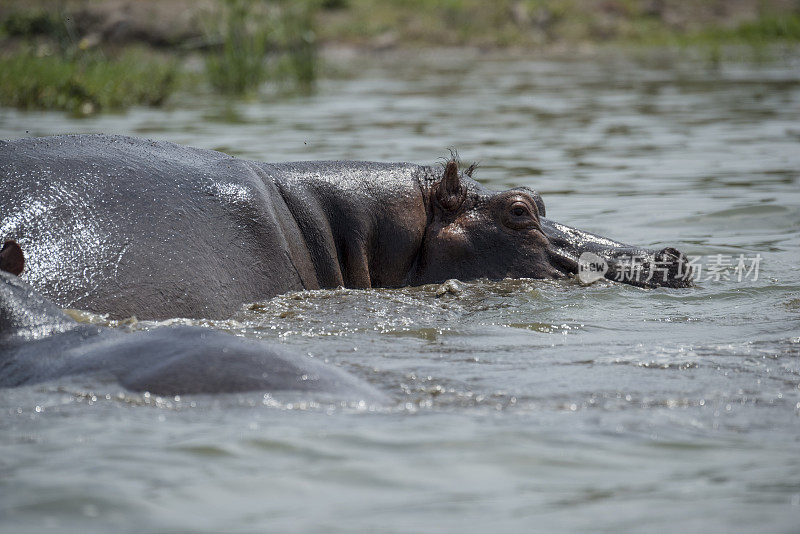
[2, 0, 799, 53]
[2, 1, 798, 115]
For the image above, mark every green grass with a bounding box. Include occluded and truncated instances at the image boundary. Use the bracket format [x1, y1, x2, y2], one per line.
[0, 0, 319, 114]
[316, 0, 800, 48]
[204, 0, 270, 94]
[0, 1, 798, 115]
[0, 9, 66, 39]
[701, 14, 800, 44]
[204, 0, 318, 95]
[0, 49, 178, 115]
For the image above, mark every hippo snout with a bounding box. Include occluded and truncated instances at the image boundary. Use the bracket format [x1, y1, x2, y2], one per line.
[601, 246, 693, 288]
[541, 218, 693, 288]
[654, 247, 693, 288]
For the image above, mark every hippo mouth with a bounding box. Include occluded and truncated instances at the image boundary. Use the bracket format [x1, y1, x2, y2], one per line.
[541, 218, 693, 288]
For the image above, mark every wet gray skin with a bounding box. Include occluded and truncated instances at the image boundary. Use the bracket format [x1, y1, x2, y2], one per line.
[0, 243, 385, 400]
[0, 134, 690, 320]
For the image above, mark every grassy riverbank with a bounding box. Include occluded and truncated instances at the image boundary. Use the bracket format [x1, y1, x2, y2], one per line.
[0, 0, 319, 114]
[0, 48, 177, 115]
[1, 0, 798, 115]
[317, 0, 800, 49]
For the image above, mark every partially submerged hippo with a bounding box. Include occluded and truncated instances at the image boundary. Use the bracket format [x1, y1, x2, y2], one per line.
[0, 134, 690, 320]
[0, 241, 385, 400]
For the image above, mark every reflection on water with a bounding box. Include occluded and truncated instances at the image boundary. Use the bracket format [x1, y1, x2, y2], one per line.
[2, 50, 800, 532]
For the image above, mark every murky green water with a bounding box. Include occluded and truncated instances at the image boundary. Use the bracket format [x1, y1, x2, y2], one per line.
[2, 49, 799, 533]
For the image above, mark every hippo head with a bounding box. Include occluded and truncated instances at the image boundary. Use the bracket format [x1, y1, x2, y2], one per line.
[410, 158, 692, 288]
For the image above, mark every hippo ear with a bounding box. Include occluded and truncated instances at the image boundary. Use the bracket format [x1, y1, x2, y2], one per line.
[0, 240, 24, 276]
[435, 160, 466, 212]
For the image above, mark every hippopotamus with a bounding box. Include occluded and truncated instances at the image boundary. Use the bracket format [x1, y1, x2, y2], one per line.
[0, 134, 690, 320]
[0, 240, 385, 399]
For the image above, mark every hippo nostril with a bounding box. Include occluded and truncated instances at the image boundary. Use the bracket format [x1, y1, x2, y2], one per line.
[659, 247, 682, 260]
[653, 246, 693, 287]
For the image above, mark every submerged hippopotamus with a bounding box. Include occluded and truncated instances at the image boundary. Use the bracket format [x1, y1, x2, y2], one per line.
[1, 134, 690, 320]
[0, 241, 385, 399]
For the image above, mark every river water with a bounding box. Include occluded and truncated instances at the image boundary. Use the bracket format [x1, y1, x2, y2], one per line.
[1, 49, 799, 533]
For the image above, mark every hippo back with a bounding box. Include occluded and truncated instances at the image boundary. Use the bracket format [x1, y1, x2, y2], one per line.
[1, 269, 386, 401]
[0, 134, 309, 319]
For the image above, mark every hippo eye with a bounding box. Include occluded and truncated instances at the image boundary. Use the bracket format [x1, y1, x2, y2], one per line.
[510, 201, 532, 218]
[503, 200, 537, 230]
